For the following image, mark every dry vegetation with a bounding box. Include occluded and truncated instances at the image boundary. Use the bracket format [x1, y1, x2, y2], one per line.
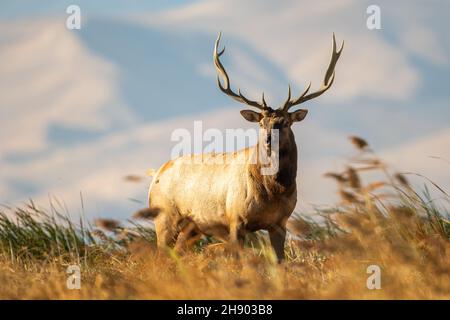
[0, 137, 449, 299]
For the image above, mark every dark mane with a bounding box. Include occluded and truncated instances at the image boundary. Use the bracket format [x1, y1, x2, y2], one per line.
[248, 131, 298, 199]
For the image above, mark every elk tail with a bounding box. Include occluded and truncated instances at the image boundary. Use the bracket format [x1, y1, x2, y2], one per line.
[131, 168, 160, 220]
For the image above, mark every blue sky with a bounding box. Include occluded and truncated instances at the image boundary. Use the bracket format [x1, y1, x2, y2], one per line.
[0, 1, 194, 19]
[0, 0, 449, 219]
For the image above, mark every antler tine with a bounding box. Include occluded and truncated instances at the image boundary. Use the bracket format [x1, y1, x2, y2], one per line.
[214, 32, 266, 110]
[262, 92, 267, 107]
[281, 33, 344, 112]
[282, 85, 292, 109]
[282, 82, 311, 111]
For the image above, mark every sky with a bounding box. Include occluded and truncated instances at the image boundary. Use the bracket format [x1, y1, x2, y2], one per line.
[0, 0, 449, 220]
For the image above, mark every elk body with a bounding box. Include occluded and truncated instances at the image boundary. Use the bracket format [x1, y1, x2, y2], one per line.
[147, 33, 343, 261]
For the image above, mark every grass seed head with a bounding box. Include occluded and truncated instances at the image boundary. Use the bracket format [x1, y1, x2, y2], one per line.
[94, 218, 121, 231]
[123, 175, 144, 183]
[349, 135, 369, 150]
[132, 208, 160, 220]
[346, 166, 361, 190]
[339, 190, 360, 204]
[394, 173, 410, 188]
[324, 172, 347, 184]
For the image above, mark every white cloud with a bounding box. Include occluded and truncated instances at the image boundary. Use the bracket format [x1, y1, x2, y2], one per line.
[0, 18, 133, 156]
[137, 0, 422, 101]
[384, 1, 450, 66]
[382, 128, 450, 190]
[401, 26, 448, 65]
[196, 46, 279, 101]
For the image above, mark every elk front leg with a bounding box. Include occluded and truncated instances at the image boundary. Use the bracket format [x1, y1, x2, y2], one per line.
[269, 225, 286, 262]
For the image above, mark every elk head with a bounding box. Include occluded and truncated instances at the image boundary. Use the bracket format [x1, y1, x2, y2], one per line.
[214, 32, 344, 153]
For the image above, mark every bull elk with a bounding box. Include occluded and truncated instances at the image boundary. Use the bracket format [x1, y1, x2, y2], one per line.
[146, 33, 343, 261]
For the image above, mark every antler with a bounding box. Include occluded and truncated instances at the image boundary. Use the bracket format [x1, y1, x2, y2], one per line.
[281, 33, 344, 112]
[214, 32, 268, 110]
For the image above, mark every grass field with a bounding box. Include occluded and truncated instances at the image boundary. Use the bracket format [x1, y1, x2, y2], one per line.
[0, 138, 449, 299]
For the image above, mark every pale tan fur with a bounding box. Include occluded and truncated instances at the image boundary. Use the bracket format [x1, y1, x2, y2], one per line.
[148, 144, 296, 260]
[147, 33, 343, 261]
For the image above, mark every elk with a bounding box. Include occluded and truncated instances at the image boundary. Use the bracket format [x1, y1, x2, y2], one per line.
[146, 33, 343, 261]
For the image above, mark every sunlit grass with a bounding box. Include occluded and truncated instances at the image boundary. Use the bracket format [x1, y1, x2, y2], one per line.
[0, 137, 448, 299]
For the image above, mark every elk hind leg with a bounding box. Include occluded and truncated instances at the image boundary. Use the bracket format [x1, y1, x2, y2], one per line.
[154, 212, 181, 250]
[174, 220, 202, 253]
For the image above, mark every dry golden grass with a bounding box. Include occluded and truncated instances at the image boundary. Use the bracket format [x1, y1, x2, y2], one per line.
[0, 219, 448, 300]
[0, 137, 448, 299]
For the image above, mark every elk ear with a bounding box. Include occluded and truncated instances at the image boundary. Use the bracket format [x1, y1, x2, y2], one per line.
[290, 109, 308, 122]
[240, 110, 262, 122]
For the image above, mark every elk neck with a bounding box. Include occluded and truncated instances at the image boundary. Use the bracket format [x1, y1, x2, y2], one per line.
[249, 129, 298, 199]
